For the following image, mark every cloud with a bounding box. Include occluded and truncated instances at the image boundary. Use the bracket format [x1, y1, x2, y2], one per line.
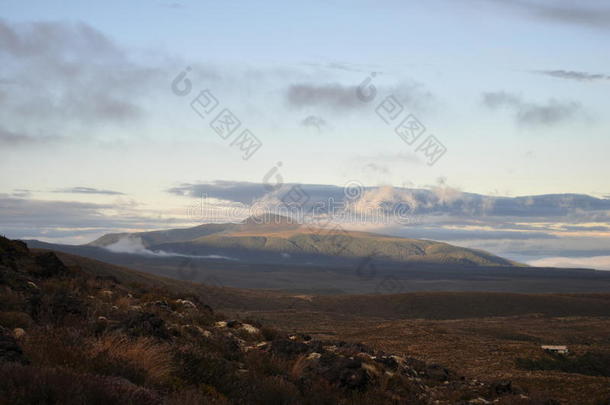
[528, 256, 610, 271]
[104, 235, 238, 260]
[482, 91, 583, 127]
[285, 83, 361, 110]
[363, 162, 389, 175]
[0, 126, 60, 145]
[481, 91, 521, 109]
[300, 115, 328, 131]
[0, 19, 164, 146]
[11, 189, 32, 198]
[477, 0, 610, 30]
[285, 81, 431, 112]
[517, 100, 582, 126]
[167, 181, 270, 204]
[53, 187, 125, 196]
[528, 2, 610, 30]
[0, 196, 189, 242]
[168, 181, 610, 220]
[536, 70, 610, 82]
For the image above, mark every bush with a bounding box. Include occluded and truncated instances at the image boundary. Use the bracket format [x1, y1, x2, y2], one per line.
[0, 311, 32, 329]
[0, 363, 160, 405]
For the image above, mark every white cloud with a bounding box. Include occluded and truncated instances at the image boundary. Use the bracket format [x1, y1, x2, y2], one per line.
[528, 256, 610, 271]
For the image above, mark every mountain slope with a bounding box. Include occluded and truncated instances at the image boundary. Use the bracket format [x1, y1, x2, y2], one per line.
[89, 214, 520, 267]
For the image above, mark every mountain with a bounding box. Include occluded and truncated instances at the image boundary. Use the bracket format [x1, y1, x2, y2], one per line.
[88, 214, 520, 267]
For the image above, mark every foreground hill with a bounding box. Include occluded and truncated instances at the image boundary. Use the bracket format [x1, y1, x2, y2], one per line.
[1, 235, 557, 404]
[88, 214, 520, 267]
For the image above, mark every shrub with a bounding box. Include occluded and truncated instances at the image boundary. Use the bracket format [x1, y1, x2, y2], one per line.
[89, 334, 174, 386]
[0, 311, 32, 329]
[0, 363, 160, 405]
[173, 346, 236, 392]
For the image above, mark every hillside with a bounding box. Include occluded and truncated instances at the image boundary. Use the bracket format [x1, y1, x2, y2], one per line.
[0, 235, 557, 405]
[88, 214, 520, 267]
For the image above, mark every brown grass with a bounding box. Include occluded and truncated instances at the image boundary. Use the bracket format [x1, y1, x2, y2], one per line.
[89, 334, 174, 386]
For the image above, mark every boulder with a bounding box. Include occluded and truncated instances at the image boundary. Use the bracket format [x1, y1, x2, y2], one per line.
[0, 327, 28, 364]
[13, 328, 26, 339]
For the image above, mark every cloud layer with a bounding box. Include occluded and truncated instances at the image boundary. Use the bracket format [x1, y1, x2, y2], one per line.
[0, 19, 163, 146]
[482, 91, 583, 127]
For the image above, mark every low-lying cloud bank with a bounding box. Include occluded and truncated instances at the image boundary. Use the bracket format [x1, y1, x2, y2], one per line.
[104, 235, 237, 260]
[528, 256, 610, 271]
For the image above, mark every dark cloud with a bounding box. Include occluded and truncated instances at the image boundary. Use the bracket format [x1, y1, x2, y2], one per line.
[517, 100, 581, 126]
[0, 126, 60, 145]
[285, 82, 431, 112]
[529, 2, 610, 30]
[300, 115, 328, 131]
[167, 181, 349, 207]
[0, 196, 185, 241]
[478, 0, 610, 30]
[167, 181, 269, 204]
[481, 91, 521, 109]
[301, 61, 373, 73]
[0, 19, 164, 146]
[536, 70, 610, 82]
[168, 181, 610, 220]
[53, 187, 125, 196]
[286, 83, 361, 110]
[482, 91, 583, 127]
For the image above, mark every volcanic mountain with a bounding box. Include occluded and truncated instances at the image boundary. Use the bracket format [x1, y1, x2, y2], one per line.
[88, 214, 519, 267]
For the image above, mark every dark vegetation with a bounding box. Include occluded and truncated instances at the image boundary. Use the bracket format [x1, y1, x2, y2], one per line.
[517, 352, 610, 377]
[0, 235, 557, 404]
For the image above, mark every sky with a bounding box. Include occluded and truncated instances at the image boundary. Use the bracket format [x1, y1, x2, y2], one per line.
[1, 0, 610, 268]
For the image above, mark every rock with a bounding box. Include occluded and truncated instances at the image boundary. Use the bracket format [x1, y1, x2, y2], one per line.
[241, 323, 260, 335]
[0, 327, 28, 364]
[288, 333, 312, 341]
[176, 299, 197, 309]
[307, 352, 322, 360]
[374, 355, 400, 370]
[361, 362, 381, 377]
[13, 328, 26, 339]
[468, 398, 491, 405]
[226, 320, 242, 328]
